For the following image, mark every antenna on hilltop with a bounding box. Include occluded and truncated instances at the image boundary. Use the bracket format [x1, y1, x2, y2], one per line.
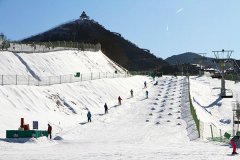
[80, 11, 90, 20]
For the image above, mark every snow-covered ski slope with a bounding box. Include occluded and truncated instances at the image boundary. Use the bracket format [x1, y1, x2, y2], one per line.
[190, 76, 240, 140]
[0, 50, 125, 76]
[0, 50, 238, 159]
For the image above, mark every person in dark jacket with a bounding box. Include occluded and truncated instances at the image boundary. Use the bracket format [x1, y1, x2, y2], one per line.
[104, 103, 108, 114]
[47, 124, 52, 139]
[118, 96, 122, 105]
[144, 81, 147, 88]
[87, 111, 92, 122]
[146, 90, 148, 99]
[130, 89, 133, 97]
[230, 135, 240, 154]
[174, 73, 177, 78]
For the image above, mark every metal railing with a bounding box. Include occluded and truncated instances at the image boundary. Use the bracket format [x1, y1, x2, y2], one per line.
[189, 76, 232, 142]
[199, 121, 231, 143]
[7, 42, 101, 53]
[0, 72, 130, 86]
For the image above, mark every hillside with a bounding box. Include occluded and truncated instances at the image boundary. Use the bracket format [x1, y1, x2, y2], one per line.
[0, 50, 125, 76]
[165, 52, 240, 75]
[21, 12, 172, 72]
[0, 49, 133, 133]
[165, 52, 203, 65]
[0, 50, 129, 86]
[0, 48, 238, 159]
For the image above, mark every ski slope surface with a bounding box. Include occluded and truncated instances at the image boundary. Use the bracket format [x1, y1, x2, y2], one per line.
[0, 50, 238, 159]
[190, 76, 240, 140]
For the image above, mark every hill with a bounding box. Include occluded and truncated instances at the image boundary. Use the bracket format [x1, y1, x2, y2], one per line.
[166, 52, 240, 73]
[22, 12, 172, 72]
[0, 48, 236, 159]
[0, 50, 125, 76]
[165, 52, 203, 65]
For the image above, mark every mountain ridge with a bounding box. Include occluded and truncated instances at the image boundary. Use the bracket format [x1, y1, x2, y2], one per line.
[22, 12, 173, 72]
[165, 52, 203, 65]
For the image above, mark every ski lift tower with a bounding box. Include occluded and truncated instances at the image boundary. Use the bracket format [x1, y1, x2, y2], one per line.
[212, 49, 234, 98]
[194, 53, 207, 76]
[232, 101, 240, 136]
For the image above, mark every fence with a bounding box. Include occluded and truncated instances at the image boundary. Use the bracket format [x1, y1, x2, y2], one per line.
[180, 77, 199, 140]
[6, 42, 101, 53]
[0, 72, 130, 86]
[199, 121, 232, 143]
[188, 76, 232, 142]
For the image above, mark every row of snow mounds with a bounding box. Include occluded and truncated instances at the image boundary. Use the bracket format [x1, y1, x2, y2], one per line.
[145, 77, 183, 126]
[180, 77, 199, 140]
[56, 76, 192, 144]
[0, 50, 126, 77]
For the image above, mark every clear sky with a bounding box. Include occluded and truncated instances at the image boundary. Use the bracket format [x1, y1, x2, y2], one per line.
[1, 0, 240, 59]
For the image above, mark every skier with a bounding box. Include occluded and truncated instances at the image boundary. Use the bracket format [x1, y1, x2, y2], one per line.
[174, 73, 177, 78]
[118, 96, 122, 105]
[87, 111, 92, 122]
[146, 90, 149, 99]
[230, 135, 240, 155]
[144, 81, 147, 88]
[47, 124, 52, 139]
[104, 103, 108, 114]
[130, 89, 133, 97]
[154, 81, 158, 86]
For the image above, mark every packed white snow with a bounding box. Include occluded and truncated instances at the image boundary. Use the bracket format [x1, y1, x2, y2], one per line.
[0, 50, 238, 159]
[190, 75, 239, 140]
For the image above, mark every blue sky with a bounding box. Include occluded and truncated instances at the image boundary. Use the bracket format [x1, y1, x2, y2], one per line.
[0, 0, 240, 59]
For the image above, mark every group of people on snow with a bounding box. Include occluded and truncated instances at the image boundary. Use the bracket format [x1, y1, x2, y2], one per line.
[48, 80, 153, 140]
[46, 77, 240, 157]
[82, 80, 154, 126]
[85, 88, 134, 124]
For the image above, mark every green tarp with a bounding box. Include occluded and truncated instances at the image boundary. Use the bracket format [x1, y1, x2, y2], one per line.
[6, 130, 48, 138]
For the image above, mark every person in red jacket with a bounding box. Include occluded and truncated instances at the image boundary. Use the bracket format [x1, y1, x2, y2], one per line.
[48, 124, 52, 139]
[118, 96, 122, 105]
[230, 135, 240, 154]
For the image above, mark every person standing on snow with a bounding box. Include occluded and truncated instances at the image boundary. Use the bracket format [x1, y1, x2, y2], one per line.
[87, 111, 92, 122]
[118, 96, 122, 105]
[230, 135, 240, 155]
[47, 124, 52, 139]
[130, 89, 133, 97]
[104, 103, 108, 114]
[174, 73, 177, 78]
[146, 90, 148, 99]
[144, 81, 147, 88]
